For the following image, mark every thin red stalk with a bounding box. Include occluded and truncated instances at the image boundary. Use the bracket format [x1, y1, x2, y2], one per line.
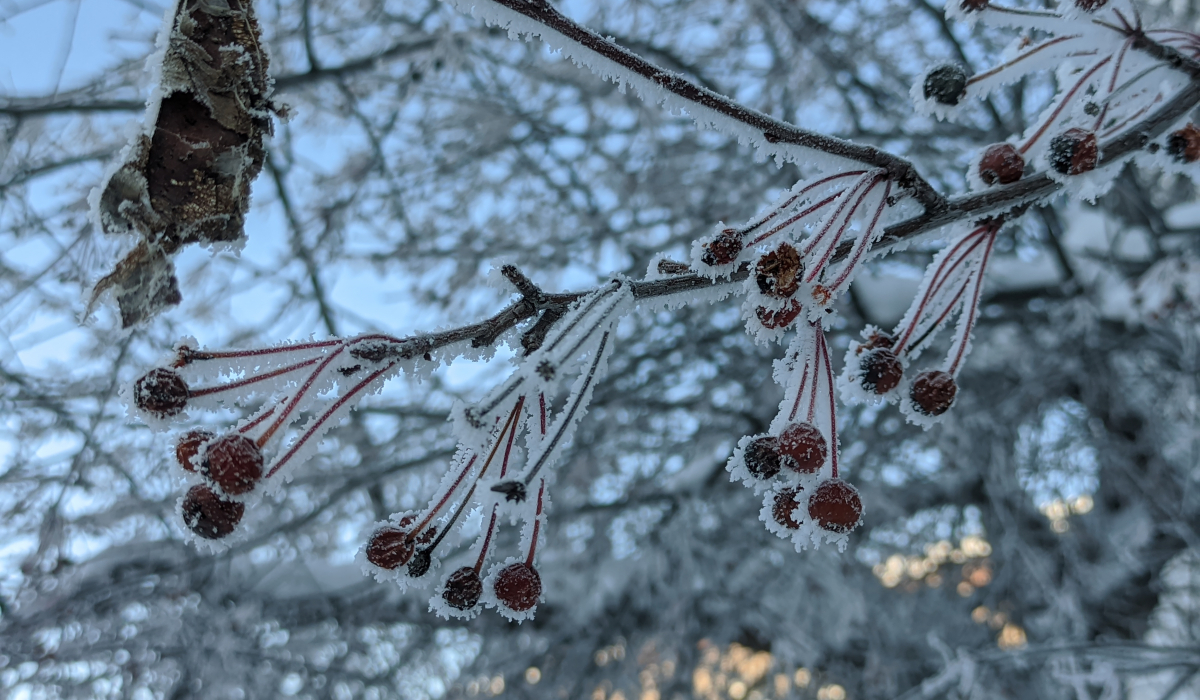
[499, 395, 526, 477]
[949, 230, 998, 374]
[893, 227, 989, 355]
[967, 35, 1080, 86]
[538, 393, 546, 436]
[264, 360, 397, 478]
[173, 338, 344, 367]
[237, 400, 283, 434]
[987, 4, 1060, 18]
[1100, 94, 1162, 138]
[257, 346, 350, 447]
[788, 357, 810, 422]
[817, 327, 838, 479]
[526, 480, 546, 566]
[406, 455, 477, 542]
[475, 506, 499, 572]
[747, 193, 842, 247]
[806, 173, 882, 284]
[801, 172, 876, 259]
[806, 347, 821, 424]
[828, 179, 892, 292]
[188, 357, 321, 398]
[1094, 38, 1135, 130]
[737, 171, 865, 236]
[1020, 56, 1113, 154]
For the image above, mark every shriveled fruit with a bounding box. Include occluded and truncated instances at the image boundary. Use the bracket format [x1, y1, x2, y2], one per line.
[778, 422, 827, 473]
[910, 370, 958, 416]
[978, 143, 1024, 185]
[175, 429, 215, 472]
[443, 566, 484, 610]
[772, 488, 803, 530]
[181, 484, 244, 539]
[856, 330, 895, 354]
[701, 230, 743, 266]
[808, 479, 863, 534]
[407, 549, 433, 578]
[494, 562, 542, 612]
[366, 526, 416, 570]
[1049, 128, 1098, 175]
[756, 300, 803, 329]
[923, 64, 968, 106]
[1167, 124, 1200, 163]
[134, 368, 189, 418]
[743, 436, 784, 480]
[860, 348, 903, 394]
[755, 243, 802, 298]
[201, 433, 263, 496]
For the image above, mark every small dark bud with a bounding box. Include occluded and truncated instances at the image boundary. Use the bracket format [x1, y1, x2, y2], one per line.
[959, 0, 988, 10]
[978, 143, 1025, 186]
[1049, 128, 1098, 175]
[923, 64, 968, 106]
[134, 368, 190, 418]
[656, 259, 691, 275]
[407, 549, 433, 578]
[743, 436, 784, 480]
[491, 481, 527, 502]
[909, 370, 958, 416]
[1083, 101, 1100, 116]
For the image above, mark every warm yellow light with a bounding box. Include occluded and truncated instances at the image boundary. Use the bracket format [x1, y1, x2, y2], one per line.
[794, 668, 812, 688]
[693, 668, 713, 695]
[957, 581, 974, 597]
[774, 674, 791, 697]
[971, 606, 989, 624]
[525, 667, 541, 684]
[489, 676, 505, 695]
[729, 680, 747, 699]
[998, 623, 1027, 649]
[817, 684, 846, 700]
[1073, 494, 1093, 514]
[1052, 519, 1069, 533]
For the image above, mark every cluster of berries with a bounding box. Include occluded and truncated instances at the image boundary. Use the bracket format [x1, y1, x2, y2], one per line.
[922, 0, 1200, 192]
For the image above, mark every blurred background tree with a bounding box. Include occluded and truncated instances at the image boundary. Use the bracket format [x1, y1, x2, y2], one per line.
[2, 0, 1200, 698]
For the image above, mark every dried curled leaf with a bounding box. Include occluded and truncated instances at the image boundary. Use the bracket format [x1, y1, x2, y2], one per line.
[91, 0, 283, 327]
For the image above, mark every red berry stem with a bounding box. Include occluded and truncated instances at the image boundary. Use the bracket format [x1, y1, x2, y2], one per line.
[475, 506, 500, 572]
[1020, 56, 1113, 154]
[1100, 95, 1162, 138]
[265, 360, 399, 477]
[804, 172, 885, 286]
[904, 275, 974, 357]
[526, 480, 546, 567]
[966, 35, 1081, 89]
[747, 193, 843, 247]
[187, 357, 321, 399]
[257, 346, 352, 447]
[982, 3, 1060, 18]
[786, 356, 810, 423]
[816, 325, 839, 479]
[500, 396, 526, 477]
[826, 179, 892, 293]
[538, 392, 547, 436]
[409, 454, 478, 541]
[738, 171, 863, 240]
[173, 338, 348, 367]
[801, 171, 879, 266]
[892, 224, 991, 356]
[948, 227, 998, 375]
[237, 399, 283, 434]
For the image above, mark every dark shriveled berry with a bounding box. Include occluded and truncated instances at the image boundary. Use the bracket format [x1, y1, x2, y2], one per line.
[494, 562, 542, 612]
[201, 434, 263, 496]
[744, 436, 784, 480]
[134, 368, 190, 418]
[978, 143, 1024, 185]
[960, 0, 989, 10]
[1074, 0, 1107, 11]
[808, 479, 863, 534]
[860, 348, 904, 394]
[778, 422, 827, 473]
[175, 429, 215, 472]
[755, 243, 802, 298]
[756, 300, 803, 329]
[443, 566, 484, 610]
[772, 488, 803, 530]
[1049, 128, 1098, 175]
[701, 230, 743, 266]
[923, 64, 968, 106]
[181, 484, 244, 539]
[910, 370, 958, 416]
[366, 526, 416, 570]
[407, 549, 433, 578]
[1167, 124, 1200, 164]
[856, 330, 895, 354]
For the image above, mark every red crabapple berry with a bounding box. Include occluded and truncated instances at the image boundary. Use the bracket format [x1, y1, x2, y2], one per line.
[134, 368, 190, 418]
[856, 330, 895, 354]
[808, 479, 863, 534]
[1167, 124, 1200, 163]
[366, 526, 416, 570]
[743, 436, 784, 480]
[181, 484, 245, 539]
[755, 243, 802, 298]
[201, 433, 263, 496]
[756, 300, 803, 329]
[909, 370, 958, 416]
[443, 566, 485, 610]
[778, 422, 827, 473]
[859, 348, 904, 394]
[923, 64, 968, 106]
[772, 488, 803, 530]
[175, 429, 215, 472]
[1049, 128, 1098, 175]
[978, 143, 1024, 185]
[701, 229, 743, 266]
[493, 562, 542, 612]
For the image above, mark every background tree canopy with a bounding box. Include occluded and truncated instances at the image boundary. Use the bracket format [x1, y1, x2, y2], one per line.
[2, 0, 1200, 698]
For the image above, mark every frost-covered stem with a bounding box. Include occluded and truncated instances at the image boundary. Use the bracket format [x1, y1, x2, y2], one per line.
[238, 401, 281, 434]
[827, 179, 892, 293]
[538, 393, 546, 436]
[264, 360, 398, 477]
[1019, 57, 1112, 154]
[526, 480, 546, 566]
[173, 339, 345, 367]
[476, 0, 944, 213]
[894, 224, 993, 356]
[801, 171, 880, 262]
[966, 35, 1081, 88]
[787, 357, 811, 423]
[806, 176, 885, 284]
[475, 507, 499, 572]
[817, 326, 838, 479]
[257, 346, 352, 446]
[187, 357, 321, 398]
[740, 171, 864, 242]
[747, 193, 843, 247]
[411, 455, 478, 540]
[949, 230, 997, 375]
